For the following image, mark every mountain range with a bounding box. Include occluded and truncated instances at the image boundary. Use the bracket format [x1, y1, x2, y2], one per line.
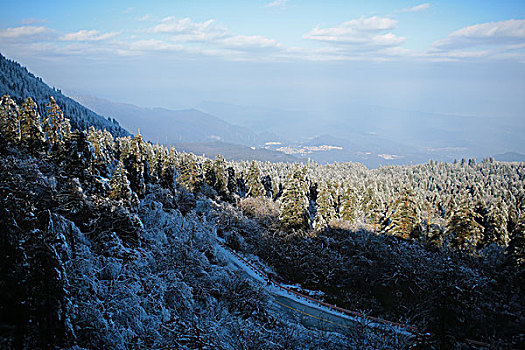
[1, 53, 523, 167]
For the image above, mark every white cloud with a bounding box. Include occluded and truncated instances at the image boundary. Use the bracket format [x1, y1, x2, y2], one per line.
[59, 30, 120, 41]
[129, 39, 184, 52]
[400, 3, 430, 13]
[428, 19, 525, 61]
[145, 16, 285, 56]
[266, 0, 289, 9]
[220, 35, 282, 51]
[150, 17, 228, 42]
[433, 19, 525, 50]
[138, 14, 152, 22]
[21, 18, 47, 25]
[0, 25, 52, 39]
[303, 16, 405, 51]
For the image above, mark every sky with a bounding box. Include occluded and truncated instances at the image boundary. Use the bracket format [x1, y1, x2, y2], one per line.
[0, 0, 524, 119]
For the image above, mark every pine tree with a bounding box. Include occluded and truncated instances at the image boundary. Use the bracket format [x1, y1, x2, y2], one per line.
[160, 147, 177, 190]
[212, 155, 229, 199]
[124, 132, 147, 196]
[44, 96, 70, 149]
[279, 169, 309, 231]
[446, 195, 484, 249]
[226, 166, 238, 199]
[177, 153, 198, 194]
[246, 161, 265, 198]
[339, 185, 358, 223]
[19, 97, 44, 152]
[361, 186, 382, 230]
[313, 181, 336, 230]
[506, 211, 525, 267]
[63, 130, 94, 178]
[484, 200, 509, 246]
[202, 159, 215, 187]
[109, 160, 132, 202]
[388, 187, 420, 239]
[0, 94, 19, 143]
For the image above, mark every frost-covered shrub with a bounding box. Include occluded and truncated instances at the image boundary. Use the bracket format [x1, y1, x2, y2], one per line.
[240, 196, 279, 222]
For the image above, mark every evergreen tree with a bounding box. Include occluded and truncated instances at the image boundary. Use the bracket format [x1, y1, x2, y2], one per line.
[62, 130, 94, 178]
[0, 94, 19, 143]
[148, 144, 165, 182]
[246, 161, 265, 198]
[361, 186, 382, 230]
[313, 182, 336, 230]
[109, 160, 132, 203]
[506, 211, 525, 267]
[160, 147, 177, 190]
[202, 159, 215, 187]
[86, 126, 113, 177]
[339, 185, 358, 223]
[388, 187, 420, 239]
[226, 166, 238, 199]
[212, 155, 229, 199]
[19, 97, 44, 153]
[446, 195, 484, 249]
[43, 96, 70, 149]
[177, 153, 198, 194]
[124, 132, 147, 196]
[484, 200, 509, 246]
[279, 169, 309, 231]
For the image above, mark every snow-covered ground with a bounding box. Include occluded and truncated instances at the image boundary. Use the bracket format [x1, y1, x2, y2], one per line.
[215, 237, 415, 338]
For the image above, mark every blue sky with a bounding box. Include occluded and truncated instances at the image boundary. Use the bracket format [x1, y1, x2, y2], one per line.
[0, 0, 524, 118]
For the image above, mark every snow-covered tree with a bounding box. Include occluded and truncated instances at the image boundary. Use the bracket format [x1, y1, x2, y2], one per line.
[0, 94, 19, 143]
[446, 194, 484, 249]
[506, 211, 525, 267]
[109, 160, 132, 203]
[339, 185, 358, 224]
[212, 155, 229, 199]
[279, 169, 309, 231]
[246, 161, 265, 198]
[20, 97, 44, 152]
[177, 152, 198, 194]
[313, 181, 336, 230]
[43, 96, 70, 149]
[388, 187, 420, 239]
[484, 200, 509, 246]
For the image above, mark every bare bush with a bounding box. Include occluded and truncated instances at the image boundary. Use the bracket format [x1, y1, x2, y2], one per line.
[240, 197, 279, 222]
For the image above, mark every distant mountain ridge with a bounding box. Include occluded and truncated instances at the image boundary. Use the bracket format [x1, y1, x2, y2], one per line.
[0, 53, 129, 137]
[493, 152, 525, 162]
[74, 95, 269, 146]
[198, 100, 525, 166]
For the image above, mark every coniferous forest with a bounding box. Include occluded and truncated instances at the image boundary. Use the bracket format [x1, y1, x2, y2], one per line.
[1, 57, 525, 349]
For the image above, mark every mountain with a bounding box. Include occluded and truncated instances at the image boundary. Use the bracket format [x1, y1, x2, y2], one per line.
[0, 53, 128, 137]
[493, 152, 525, 162]
[198, 100, 525, 165]
[173, 141, 301, 163]
[74, 95, 268, 146]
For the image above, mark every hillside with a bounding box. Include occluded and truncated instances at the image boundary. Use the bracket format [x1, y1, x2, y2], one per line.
[1, 55, 524, 349]
[74, 95, 265, 145]
[0, 54, 128, 137]
[0, 95, 404, 349]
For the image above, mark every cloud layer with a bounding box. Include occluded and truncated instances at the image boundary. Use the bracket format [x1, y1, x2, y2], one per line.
[1, 14, 524, 63]
[430, 19, 525, 61]
[400, 3, 430, 13]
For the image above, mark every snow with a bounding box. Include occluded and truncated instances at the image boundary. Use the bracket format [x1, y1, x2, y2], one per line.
[215, 238, 415, 337]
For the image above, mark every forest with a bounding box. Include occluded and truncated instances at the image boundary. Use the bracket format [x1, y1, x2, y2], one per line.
[0, 92, 524, 349]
